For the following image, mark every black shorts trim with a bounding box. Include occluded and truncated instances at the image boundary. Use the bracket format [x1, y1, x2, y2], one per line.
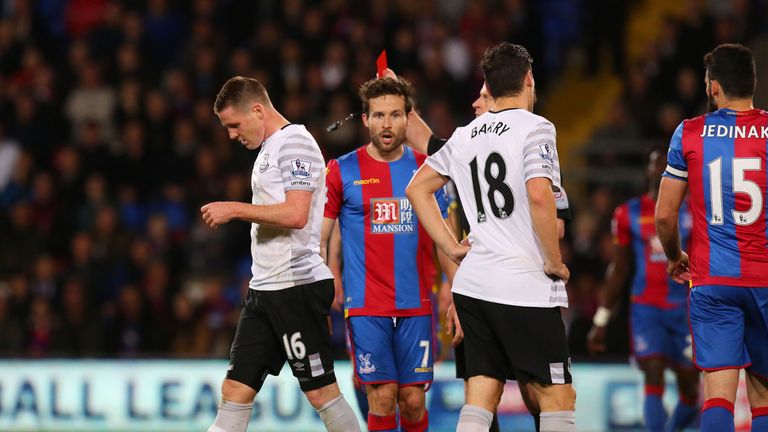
[453, 293, 572, 385]
[226, 279, 337, 392]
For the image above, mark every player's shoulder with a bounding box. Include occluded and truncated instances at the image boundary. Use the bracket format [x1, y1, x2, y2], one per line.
[490, 109, 552, 127]
[335, 146, 364, 165]
[276, 124, 319, 147]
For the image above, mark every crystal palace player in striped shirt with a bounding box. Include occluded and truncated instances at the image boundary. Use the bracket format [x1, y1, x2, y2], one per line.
[656, 43, 768, 432]
[588, 148, 700, 432]
[321, 76, 455, 432]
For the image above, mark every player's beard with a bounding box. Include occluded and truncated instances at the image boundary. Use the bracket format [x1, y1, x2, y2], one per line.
[370, 129, 406, 155]
[707, 86, 718, 112]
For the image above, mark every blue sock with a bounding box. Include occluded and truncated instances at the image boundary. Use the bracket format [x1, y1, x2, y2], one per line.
[644, 386, 667, 432]
[752, 407, 768, 432]
[666, 399, 699, 431]
[701, 398, 734, 432]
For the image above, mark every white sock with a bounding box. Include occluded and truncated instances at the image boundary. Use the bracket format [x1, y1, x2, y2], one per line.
[316, 395, 362, 432]
[539, 410, 576, 432]
[208, 400, 253, 432]
[457, 404, 493, 432]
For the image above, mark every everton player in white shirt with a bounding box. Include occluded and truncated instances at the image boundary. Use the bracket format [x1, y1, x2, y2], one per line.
[407, 43, 576, 432]
[201, 77, 361, 432]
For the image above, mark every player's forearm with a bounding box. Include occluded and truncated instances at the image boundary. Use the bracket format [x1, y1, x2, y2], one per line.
[656, 215, 682, 261]
[600, 249, 630, 310]
[234, 201, 309, 229]
[528, 186, 562, 266]
[407, 187, 459, 255]
[437, 245, 458, 284]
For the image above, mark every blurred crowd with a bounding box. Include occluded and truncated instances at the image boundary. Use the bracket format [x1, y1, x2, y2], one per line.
[0, 0, 766, 360]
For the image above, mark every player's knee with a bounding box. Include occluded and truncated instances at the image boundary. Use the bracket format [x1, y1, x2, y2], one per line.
[221, 379, 256, 404]
[545, 384, 576, 411]
[397, 389, 425, 419]
[368, 386, 398, 415]
[304, 383, 341, 409]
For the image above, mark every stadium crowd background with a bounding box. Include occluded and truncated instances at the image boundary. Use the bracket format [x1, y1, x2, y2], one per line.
[0, 0, 766, 361]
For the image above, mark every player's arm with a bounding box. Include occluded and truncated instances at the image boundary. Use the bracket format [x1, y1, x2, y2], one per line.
[655, 176, 690, 283]
[406, 164, 468, 264]
[320, 217, 336, 263]
[527, 177, 569, 282]
[321, 217, 344, 311]
[587, 243, 631, 354]
[200, 191, 311, 229]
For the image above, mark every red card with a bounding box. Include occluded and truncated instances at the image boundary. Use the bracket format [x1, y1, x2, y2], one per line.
[376, 50, 387, 77]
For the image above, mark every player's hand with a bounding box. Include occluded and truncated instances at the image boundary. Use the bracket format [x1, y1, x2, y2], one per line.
[445, 302, 463, 346]
[445, 242, 470, 265]
[332, 280, 344, 312]
[544, 261, 570, 284]
[587, 325, 607, 355]
[666, 251, 691, 284]
[200, 202, 237, 228]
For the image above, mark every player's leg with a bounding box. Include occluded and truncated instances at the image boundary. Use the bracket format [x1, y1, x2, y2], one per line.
[506, 306, 575, 431]
[266, 280, 361, 432]
[521, 382, 541, 431]
[452, 294, 507, 431]
[209, 290, 284, 432]
[394, 314, 434, 431]
[744, 287, 768, 431]
[631, 303, 670, 431]
[348, 315, 399, 431]
[456, 342, 501, 432]
[638, 358, 668, 431]
[668, 365, 700, 432]
[666, 303, 700, 432]
[690, 285, 749, 432]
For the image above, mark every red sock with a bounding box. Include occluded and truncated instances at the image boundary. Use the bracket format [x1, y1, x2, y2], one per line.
[645, 384, 665, 396]
[368, 413, 397, 431]
[400, 410, 429, 432]
[702, 398, 734, 413]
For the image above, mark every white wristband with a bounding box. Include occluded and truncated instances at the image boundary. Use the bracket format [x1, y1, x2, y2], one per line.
[593, 307, 611, 327]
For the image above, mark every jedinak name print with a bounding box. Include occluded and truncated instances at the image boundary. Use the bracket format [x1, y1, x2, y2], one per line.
[699, 124, 768, 138]
[471, 121, 510, 138]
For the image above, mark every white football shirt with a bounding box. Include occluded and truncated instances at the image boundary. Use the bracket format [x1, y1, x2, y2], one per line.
[426, 109, 568, 308]
[248, 124, 333, 291]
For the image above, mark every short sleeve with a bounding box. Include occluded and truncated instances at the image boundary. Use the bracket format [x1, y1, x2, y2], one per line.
[523, 121, 559, 182]
[324, 159, 343, 219]
[611, 205, 631, 247]
[426, 128, 461, 177]
[278, 132, 326, 192]
[663, 122, 687, 181]
[427, 136, 447, 156]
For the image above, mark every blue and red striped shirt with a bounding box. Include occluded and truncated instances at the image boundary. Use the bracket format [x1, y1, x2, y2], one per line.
[325, 146, 448, 317]
[664, 108, 768, 287]
[613, 195, 692, 307]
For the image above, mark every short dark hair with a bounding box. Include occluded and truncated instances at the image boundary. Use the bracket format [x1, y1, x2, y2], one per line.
[704, 43, 756, 99]
[480, 42, 533, 98]
[213, 76, 271, 114]
[358, 77, 415, 115]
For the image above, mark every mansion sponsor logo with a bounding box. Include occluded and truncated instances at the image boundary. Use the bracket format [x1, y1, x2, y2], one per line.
[370, 198, 414, 234]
